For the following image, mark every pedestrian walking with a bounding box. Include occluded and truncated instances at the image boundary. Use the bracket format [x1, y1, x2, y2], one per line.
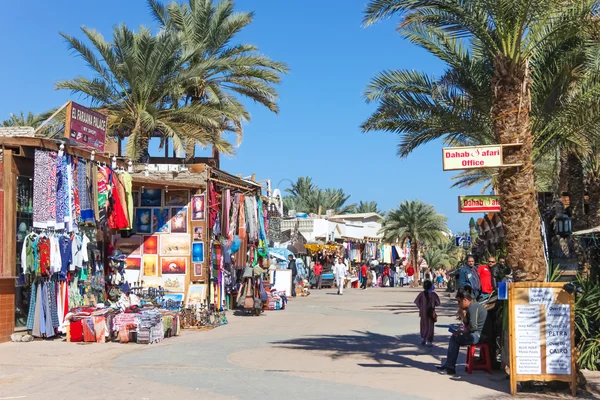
[333, 258, 346, 295]
[314, 260, 323, 290]
[360, 263, 368, 290]
[414, 280, 440, 346]
[288, 255, 298, 297]
[398, 266, 406, 287]
[406, 264, 415, 287]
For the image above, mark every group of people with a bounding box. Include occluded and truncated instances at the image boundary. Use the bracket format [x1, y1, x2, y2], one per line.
[414, 254, 512, 376]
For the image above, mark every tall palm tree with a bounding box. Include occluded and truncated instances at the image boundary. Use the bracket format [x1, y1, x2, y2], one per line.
[380, 200, 448, 271]
[57, 25, 239, 160]
[364, 0, 598, 281]
[149, 0, 288, 160]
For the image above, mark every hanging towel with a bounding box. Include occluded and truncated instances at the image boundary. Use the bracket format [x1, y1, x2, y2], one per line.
[209, 182, 219, 229]
[228, 194, 240, 241]
[238, 194, 246, 240]
[221, 190, 230, 238]
[56, 155, 68, 229]
[245, 197, 257, 241]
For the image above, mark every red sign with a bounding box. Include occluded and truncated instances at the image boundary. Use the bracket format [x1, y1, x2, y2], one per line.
[458, 195, 501, 213]
[65, 102, 107, 153]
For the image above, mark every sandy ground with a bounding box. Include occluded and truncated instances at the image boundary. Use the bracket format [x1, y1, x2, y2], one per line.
[0, 286, 597, 400]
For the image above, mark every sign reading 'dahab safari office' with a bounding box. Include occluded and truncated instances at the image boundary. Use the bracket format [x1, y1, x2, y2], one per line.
[458, 195, 500, 213]
[442, 145, 503, 170]
[64, 101, 107, 153]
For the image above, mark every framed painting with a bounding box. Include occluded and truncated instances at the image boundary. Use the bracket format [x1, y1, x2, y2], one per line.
[186, 284, 207, 306]
[193, 263, 203, 278]
[143, 235, 158, 255]
[135, 208, 152, 234]
[161, 257, 187, 275]
[140, 188, 162, 207]
[170, 207, 188, 233]
[152, 208, 170, 233]
[160, 234, 190, 256]
[191, 194, 205, 221]
[192, 242, 204, 263]
[125, 256, 141, 270]
[193, 226, 203, 241]
[143, 255, 158, 276]
[162, 275, 185, 292]
[164, 190, 189, 207]
[114, 235, 142, 257]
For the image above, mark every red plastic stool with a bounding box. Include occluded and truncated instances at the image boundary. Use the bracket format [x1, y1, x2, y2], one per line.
[466, 343, 492, 374]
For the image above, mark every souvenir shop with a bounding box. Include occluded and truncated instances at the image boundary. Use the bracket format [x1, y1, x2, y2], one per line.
[205, 168, 280, 312]
[0, 135, 186, 344]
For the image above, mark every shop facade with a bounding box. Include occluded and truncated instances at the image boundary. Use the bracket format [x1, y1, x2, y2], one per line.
[0, 132, 268, 343]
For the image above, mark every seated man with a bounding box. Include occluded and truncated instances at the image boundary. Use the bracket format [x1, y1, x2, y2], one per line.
[437, 289, 488, 375]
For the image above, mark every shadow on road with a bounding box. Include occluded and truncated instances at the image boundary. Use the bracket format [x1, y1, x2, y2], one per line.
[368, 302, 459, 318]
[272, 330, 509, 395]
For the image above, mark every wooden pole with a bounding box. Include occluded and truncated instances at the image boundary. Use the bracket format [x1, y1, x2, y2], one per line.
[33, 101, 70, 136]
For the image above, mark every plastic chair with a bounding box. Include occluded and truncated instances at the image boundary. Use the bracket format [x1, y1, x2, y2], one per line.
[466, 343, 492, 374]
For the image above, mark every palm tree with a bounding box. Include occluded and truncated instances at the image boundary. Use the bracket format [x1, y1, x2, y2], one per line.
[364, 0, 598, 281]
[282, 177, 356, 215]
[354, 201, 384, 215]
[423, 247, 451, 270]
[57, 25, 239, 161]
[2, 111, 46, 127]
[149, 0, 289, 161]
[380, 200, 448, 271]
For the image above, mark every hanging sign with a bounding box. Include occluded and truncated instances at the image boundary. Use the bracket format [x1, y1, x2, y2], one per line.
[458, 195, 501, 213]
[442, 144, 503, 170]
[64, 101, 107, 153]
[508, 282, 576, 396]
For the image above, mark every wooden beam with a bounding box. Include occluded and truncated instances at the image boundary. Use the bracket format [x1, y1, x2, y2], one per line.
[131, 176, 206, 189]
[2, 149, 17, 278]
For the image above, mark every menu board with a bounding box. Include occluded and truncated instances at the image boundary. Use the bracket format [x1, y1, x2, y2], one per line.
[508, 283, 576, 396]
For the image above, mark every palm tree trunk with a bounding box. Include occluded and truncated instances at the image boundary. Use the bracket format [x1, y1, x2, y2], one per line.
[492, 57, 546, 282]
[586, 175, 600, 227]
[411, 241, 419, 287]
[566, 153, 586, 230]
[559, 148, 569, 195]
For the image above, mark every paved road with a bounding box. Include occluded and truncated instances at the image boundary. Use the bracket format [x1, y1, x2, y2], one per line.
[0, 286, 587, 400]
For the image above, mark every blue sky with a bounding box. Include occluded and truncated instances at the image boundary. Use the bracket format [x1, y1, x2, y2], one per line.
[0, 0, 483, 232]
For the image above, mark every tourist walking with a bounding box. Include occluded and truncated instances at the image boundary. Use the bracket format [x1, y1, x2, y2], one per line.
[398, 265, 406, 287]
[406, 264, 415, 287]
[436, 268, 444, 288]
[314, 260, 323, 290]
[414, 280, 440, 346]
[288, 255, 298, 297]
[333, 258, 346, 295]
[360, 263, 368, 290]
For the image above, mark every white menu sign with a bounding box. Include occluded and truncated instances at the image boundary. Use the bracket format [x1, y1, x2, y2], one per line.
[515, 305, 542, 374]
[516, 357, 542, 375]
[546, 304, 571, 375]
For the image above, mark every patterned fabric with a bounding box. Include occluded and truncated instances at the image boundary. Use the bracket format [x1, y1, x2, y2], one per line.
[33, 150, 50, 228]
[47, 152, 58, 227]
[72, 158, 81, 226]
[38, 237, 51, 276]
[48, 282, 60, 329]
[26, 282, 38, 330]
[93, 316, 106, 343]
[83, 317, 96, 342]
[56, 155, 68, 229]
[78, 159, 95, 224]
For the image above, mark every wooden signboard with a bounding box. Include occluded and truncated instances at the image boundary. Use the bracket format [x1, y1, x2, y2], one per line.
[508, 282, 576, 396]
[442, 143, 523, 171]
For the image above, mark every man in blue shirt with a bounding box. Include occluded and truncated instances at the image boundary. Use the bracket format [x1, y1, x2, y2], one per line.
[457, 255, 482, 299]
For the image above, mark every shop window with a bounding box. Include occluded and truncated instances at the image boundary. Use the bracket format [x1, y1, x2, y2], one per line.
[15, 175, 33, 330]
